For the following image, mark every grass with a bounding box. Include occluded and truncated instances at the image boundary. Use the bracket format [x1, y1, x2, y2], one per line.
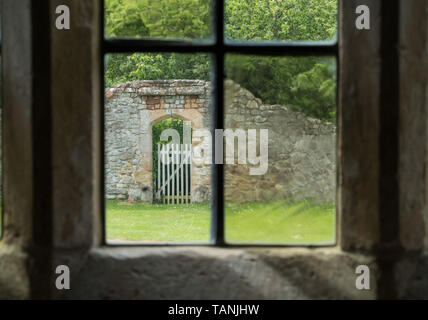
[225, 200, 335, 243]
[107, 201, 210, 242]
[106, 199, 335, 244]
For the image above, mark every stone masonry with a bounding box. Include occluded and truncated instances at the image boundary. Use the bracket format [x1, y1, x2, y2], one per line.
[224, 80, 336, 203]
[105, 80, 211, 203]
[105, 79, 336, 204]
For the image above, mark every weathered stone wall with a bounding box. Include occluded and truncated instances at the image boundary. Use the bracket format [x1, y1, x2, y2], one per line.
[105, 80, 211, 203]
[224, 80, 336, 203]
[105, 80, 336, 204]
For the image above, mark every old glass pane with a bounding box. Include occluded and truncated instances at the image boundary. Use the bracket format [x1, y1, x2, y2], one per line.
[104, 53, 212, 243]
[104, 0, 213, 40]
[224, 54, 336, 244]
[225, 0, 338, 42]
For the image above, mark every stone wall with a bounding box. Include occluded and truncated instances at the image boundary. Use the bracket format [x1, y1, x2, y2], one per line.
[105, 80, 211, 203]
[105, 79, 336, 204]
[224, 80, 336, 203]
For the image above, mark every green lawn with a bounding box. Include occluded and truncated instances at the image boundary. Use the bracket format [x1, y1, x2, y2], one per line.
[106, 199, 335, 244]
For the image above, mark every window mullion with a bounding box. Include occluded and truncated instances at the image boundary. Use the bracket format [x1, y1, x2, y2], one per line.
[210, 0, 225, 245]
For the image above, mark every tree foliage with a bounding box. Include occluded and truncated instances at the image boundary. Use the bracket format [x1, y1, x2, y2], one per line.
[225, 55, 336, 121]
[105, 53, 210, 87]
[291, 61, 336, 120]
[105, 0, 150, 37]
[105, 0, 211, 39]
[225, 0, 337, 41]
[105, 0, 337, 122]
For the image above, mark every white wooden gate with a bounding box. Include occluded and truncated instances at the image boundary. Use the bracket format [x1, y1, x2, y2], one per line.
[156, 143, 192, 204]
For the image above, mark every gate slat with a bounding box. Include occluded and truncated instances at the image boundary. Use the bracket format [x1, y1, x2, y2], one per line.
[162, 145, 165, 204]
[185, 144, 189, 204]
[190, 144, 193, 204]
[172, 144, 175, 204]
[180, 144, 184, 204]
[157, 144, 160, 202]
[167, 144, 171, 204]
[175, 144, 179, 204]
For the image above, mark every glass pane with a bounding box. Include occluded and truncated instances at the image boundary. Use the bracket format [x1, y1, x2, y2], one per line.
[225, 0, 338, 42]
[105, 53, 212, 243]
[224, 55, 337, 244]
[105, 0, 212, 40]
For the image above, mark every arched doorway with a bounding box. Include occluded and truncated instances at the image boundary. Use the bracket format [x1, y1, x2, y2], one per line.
[152, 117, 192, 204]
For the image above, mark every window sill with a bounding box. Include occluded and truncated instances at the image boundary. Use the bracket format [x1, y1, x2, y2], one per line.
[62, 245, 377, 299]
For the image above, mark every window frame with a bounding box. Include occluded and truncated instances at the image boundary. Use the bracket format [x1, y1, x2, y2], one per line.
[101, 0, 339, 247]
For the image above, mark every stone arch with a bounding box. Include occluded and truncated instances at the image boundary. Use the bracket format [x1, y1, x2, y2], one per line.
[149, 111, 202, 131]
[145, 109, 208, 203]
